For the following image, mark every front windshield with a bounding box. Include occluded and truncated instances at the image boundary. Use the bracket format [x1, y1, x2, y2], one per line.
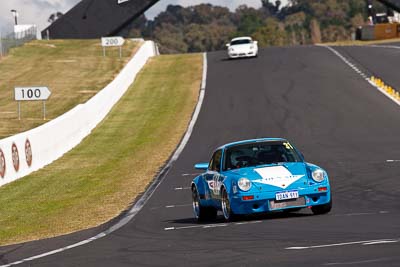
[230, 39, 251, 46]
[223, 141, 302, 171]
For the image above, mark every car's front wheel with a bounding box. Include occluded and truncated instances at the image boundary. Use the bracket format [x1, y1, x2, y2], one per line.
[221, 188, 237, 221]
[192, 187, 217, 222]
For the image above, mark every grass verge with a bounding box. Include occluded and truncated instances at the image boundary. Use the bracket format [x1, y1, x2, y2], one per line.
[0, 39, 138, 139]
[0, 53, 203, 246]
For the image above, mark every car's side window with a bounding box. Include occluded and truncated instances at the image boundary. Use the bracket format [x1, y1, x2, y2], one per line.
[210, 150, 222, 172]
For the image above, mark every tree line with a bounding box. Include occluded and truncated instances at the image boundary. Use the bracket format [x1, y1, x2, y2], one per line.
[127, 0, 388, 53]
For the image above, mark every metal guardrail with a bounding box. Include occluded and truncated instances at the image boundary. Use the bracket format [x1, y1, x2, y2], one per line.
[0, 26, 37, 58]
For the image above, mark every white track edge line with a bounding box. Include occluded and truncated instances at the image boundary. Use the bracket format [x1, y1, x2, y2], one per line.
[0, 53, 208, 267]
[319, 45, 400, 108]
[368, 44, 400, 49]
[286, 238, 400, 250]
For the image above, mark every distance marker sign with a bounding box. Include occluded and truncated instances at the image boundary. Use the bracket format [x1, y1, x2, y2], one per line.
[14, 87, 51, 120]
[101, 37, 125, 47]
[15, 87, 51, 101]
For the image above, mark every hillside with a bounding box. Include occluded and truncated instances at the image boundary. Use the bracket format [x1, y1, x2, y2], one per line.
[0, 53, 203, 246]
[0, 39, 138, 139]
[128, 0, 390, 53]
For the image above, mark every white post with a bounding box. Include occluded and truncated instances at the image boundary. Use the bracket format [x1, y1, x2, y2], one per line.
[18, 102, 21, 120]
[43, 101, 46, 120]
[0, 31, 3, 58]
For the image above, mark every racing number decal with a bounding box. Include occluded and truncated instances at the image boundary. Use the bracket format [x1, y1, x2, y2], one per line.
[25, 139, 32, 167]
[212, 174, 219, 195]
[12, 143, 19, 172]
[0, 149, 5, 178]
[212, 174, 224, 196]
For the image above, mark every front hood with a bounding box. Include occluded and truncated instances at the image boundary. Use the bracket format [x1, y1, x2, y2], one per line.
[229, 163, 309, 190]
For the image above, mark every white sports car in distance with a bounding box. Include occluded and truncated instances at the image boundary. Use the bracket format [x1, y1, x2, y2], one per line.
[226, 37, 258, 59]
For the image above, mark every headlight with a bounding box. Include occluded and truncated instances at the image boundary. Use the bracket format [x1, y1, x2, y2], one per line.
[238, 178, 251, 191]
[229, 48, 234, 52]
[250, 45, 254, 50]
[312, 169, 325, 182]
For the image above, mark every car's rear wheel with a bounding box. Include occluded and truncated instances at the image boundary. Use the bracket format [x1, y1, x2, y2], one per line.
[192, 187, 217, 222]
[311, 194, 332, 215]
[221, 188, 237, 221]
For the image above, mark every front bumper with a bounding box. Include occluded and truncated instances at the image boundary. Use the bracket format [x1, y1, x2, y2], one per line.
[228, 51, 257, 58]
[230, 187, 331, 215]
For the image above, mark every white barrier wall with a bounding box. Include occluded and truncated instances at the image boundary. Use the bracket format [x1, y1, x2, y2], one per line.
[0, 41, 156, 187]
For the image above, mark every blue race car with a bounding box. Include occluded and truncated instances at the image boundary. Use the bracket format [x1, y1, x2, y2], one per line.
[191, 138, 332, 221]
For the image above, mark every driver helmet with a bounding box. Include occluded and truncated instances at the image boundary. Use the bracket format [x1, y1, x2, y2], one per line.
[230, 150, 244, 167]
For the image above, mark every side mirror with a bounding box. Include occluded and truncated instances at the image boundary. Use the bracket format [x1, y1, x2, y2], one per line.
[254, 41, 258, 45]
[195, 163, 209, 170]
[226, 43, 230, 48]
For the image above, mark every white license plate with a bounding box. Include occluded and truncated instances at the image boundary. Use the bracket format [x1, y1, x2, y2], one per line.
[275, 190, 299, 201]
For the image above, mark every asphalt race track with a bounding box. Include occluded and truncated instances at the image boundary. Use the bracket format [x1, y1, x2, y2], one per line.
[1, 45, 400, 266]
[334, 44, 400, 88]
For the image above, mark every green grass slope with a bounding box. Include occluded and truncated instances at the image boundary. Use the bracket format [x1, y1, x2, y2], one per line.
[0, 39, 138, 138]
[0, 53, 203, 246]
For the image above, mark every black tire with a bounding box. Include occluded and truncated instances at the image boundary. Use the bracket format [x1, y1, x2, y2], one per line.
[311, 194, 332, 215]
[221, 188, 237, 221]
[192, 187, 217, 222]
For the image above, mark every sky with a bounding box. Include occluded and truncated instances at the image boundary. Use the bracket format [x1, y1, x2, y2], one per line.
[0, 0, 288, 34]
